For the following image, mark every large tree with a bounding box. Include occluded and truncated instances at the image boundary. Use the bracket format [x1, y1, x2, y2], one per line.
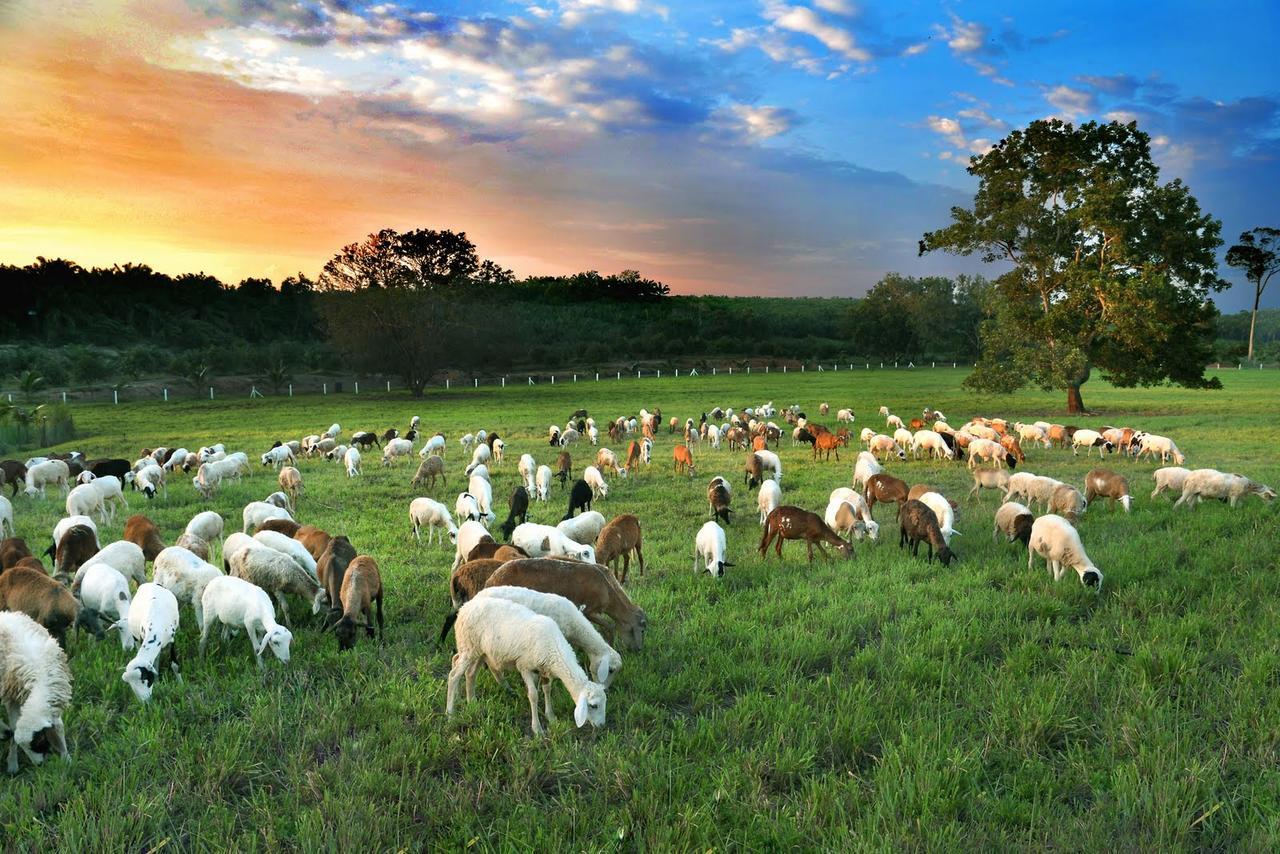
[920, 119, 1227, 413]
[1224, 227, 1280, 362]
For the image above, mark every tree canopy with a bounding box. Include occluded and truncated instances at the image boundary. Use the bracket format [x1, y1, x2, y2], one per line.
[920, 118, 1227, 412]
[1225, 227, 1280, 361]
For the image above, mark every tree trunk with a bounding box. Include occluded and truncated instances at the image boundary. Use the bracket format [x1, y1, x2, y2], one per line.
[1066, 384, 1085, 414]
[410, 380, 426, 398]
[1248, 288, 1260, 362]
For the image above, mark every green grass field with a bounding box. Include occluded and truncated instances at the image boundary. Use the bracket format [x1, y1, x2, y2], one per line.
[2, 368, 1278, 849]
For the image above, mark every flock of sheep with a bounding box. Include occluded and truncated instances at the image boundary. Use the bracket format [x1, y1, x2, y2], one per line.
[0, 398, 1274, 771]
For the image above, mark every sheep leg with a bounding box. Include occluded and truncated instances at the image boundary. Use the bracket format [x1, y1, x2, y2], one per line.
[6, 706, 19, 774]
[446, 654, 468, 714]
[274, 593, 292, 627]
[522, 670, 545, 736]
[199, 617, 213, 657]
[540, 675, 556, 721]
[636, 543, 645, 576]
[464, 658, 482, 701]
[245, 624, 264, 669]
[375, 592, 385, 640]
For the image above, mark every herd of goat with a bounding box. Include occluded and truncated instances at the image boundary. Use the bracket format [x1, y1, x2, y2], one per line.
[0, 398, 1275, 770]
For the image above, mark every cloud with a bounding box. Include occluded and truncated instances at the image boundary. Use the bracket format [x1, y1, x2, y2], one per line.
[558, 0, 669, 27]
[1076, 73, 1140, 97]
[941, 15, 987, 54]
[925, 113, 996, 160]
[812, 0, 857, 15]
[763, 2, 870, 62]
[715, 103, 799, 141]
[1044, 84, 1097, 118]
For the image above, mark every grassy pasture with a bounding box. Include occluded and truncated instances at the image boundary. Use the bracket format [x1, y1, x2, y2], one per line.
[2, 368, 1278, 850]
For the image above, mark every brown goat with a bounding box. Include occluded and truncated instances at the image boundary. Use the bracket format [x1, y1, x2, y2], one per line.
[411, 456, 446, 489]
[294, 525, 333, 562]
[0, 565, 101, 647]
[448, 558, 505, 607]
[483, 558, 648, 650]
[327, 555, 384, 651]
[316, 535, 357, 619]
[555, 451, 572, 486]
[53, 526, 98, 583]
[865, 473, 910, 512]
[898, 499, 955, 565]
[673, 445, 696, 477]
[813, 432, 845, 461]
[624, 441, 642, 476]
[1000, 434, 1026, 463]
[707, 481, 732, 525]
[1084, 468, 1132, 512]
[595, 514, 645, 583]
[0, 461, 26, 497]
[744, 452, 764, 488]
[467, 541, 529, 562]
[1, 536, 34, 571]
[758, 506, 853, 563]
[123, 514, 166, 562]
[258, 517, 302, 538]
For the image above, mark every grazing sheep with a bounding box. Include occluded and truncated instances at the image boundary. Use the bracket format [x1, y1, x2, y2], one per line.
[77, 563, 134, 649]
[851, 451, 884, 493]
[993, 502, 1034, 547]
[325, 555, 383, 651]
[1014, 422, 1051, 448]
[1070, 429, 1114, 458]
[897, 499, 955, 566]
[153, 546, 222, 629]
[123, 514, 166, 562]
[512, 523, 595, 563]
[886, 414, 905, 430]
[759, 506, 853, 563]
[467, 443, 492, 473]
[448, 559, 506, 608]
[451, 520, 492, 572]
[518, 454, 538, 493]
[243, 501, 293, 534]
[467, 474, 496, 524]
[64, 484, 105, 524]
[0, 495, 11, 539]
[198, 575, 293, 669]
[120, 583, 182, 703]
[229, 541, 327, 626]
[563, 479, 593, 520]
[1028, 515, 1103, 590]
[756, 478, 782, 526]
[1174, 470, 1276, 510]
[582, 465, 609, 500]
[864, 473, 910, 512]
[1150, 466, 1192, 500]
[411, 456, 446, 491]
[83, 475, 128, 522]
[0, 537, 33, 571]
[1047, 484, 1087, 524]
[0, 612, 72, 774]
[173, 532, 210, 562]
[252, 530, 319, 583]
[260, 445, 295, 470]
[1084, 469, 1131, 512]
[278, 467, 303, 507]
[344, 447, 362, 478]
[381, 437, 415, 467]
[0, 566, 99, 648]
[50, 526, 96, 584]
[911, 430, 954, 461]
[24, 460, 70, 499]
[707, 478, 733, 525]
[966, 438, 1016, 469]
[1137, 434, 1186, 465]
[594, 514, 644, 583]
[867, 434, 907, 462]
[557, 511, 606, 548]
[754, 450, 782, 483]
[915, 492, 959, 545]
[75, 540, 146, 591]
[445, 597, 607, 736]
[964, 466, 1009, 501]
[535, 465, 553, 502]
[411, 497, 458, 545]
[314, 535, 358, 621]
[293, 525, 332, 564]
[825, 487, 879, 541]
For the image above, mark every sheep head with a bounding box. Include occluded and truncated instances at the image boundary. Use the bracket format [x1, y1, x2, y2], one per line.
[574, 683, 607, 728]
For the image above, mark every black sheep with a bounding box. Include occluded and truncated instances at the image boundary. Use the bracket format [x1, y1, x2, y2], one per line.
[897, 499, 956, 566]
[86, 458, 130, 481]
[500, 486, 530, 541]
[563, 478, 593, 520]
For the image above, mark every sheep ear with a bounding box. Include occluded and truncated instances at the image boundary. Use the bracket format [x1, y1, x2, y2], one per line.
[256, 633, 272, 655]
[595, 659, 611, 684]
[574, 693, 590, 727]
[951, 529, 963, 537]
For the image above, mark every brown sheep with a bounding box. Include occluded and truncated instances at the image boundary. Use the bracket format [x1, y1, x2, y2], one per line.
[0, 565, 102, 647]
[316, 535, 357, 620]
[173, 532, 210, 562]
[53, 526, 98, 584]
[278, 466, 304, 506]
[744, 453, 764, 488]
[595, 514, 645, 583]
[707, 481, 732, 525]
[326, 555, 384, 651]
[906, 484, 959, 510]
[123, 514, 166, 562]
[993, 501, 1035, 547]
[466, 541, 530, 562]
[898, 499, 956, 565]
[759, 506, 853, 563]
[294, 525, 333, 562]
[482, 558, 648, 650]
[555, 451, 572, 487]
[11, 556, 47, 573]
[258, 517, 302, 538]
[1048, 484, 1087, 524]
[865, 473, 909, 512]
[411, 456, 446, 490]
[1084, 468, 1132, 512]
[1, 536, 34, 571]
[1000, 434, 1026, 464]
[448, 558, 506, 607]
[0, 460, 26, 497]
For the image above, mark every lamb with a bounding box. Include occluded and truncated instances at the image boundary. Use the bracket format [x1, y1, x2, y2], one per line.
[325, 555, 383, 651]
[1084, 469, 1131, 512]
[411, 456, 446, 490]
[969, 468, 1011, 502]
[23, 460, 70, 499]
[75, 540, 147, 591]
[324, 423, 341, 439]
[0, 612, 72, 774]
[0, 565, 100, 648]
[490, 438, 505, 466]
[278, 466, 303, 507]
[229, 541, 327, 625]
[243, 500, 293, 534]
[915, 492, 959, 545]
[556, 511, 606, 548]
[756, 478, 782, 525]
[184, 511, 224, 561]
[511, 524, 596, 563]
[1047, 484, 1087, 524]
[1028, 515, 1103, 590]
[153, 546, 222, 629]
[119, 583, 182, 703]
[162, 449, 190, 471]
[199, 575, 293, 669]
[483, 558, 648, 650]
[1150, 466, 1192, 500]
[445, 597, 608, 736]
[253, 529, 320, 582]
[64, 483, 106, 523]
[1174, 470, 1276, 509]
[123, 514, 167, 561]
[411, 497, 458, 546]
[344, 447, 361, 478]
[77, 562, 135, 649]
[897, 499, 956, 566]
[594, 514, 644, 583]
[451, 520, 492, 571]
[382, 438, 414, 466]
[260, 445, 295, 470]
[993, 502, 1034, 547]
[1137, 433, 1185, 465]
[535, 465, 553, 501]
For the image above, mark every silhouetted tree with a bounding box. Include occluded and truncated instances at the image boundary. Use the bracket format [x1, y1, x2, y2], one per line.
[1225, 227, 1280, 361]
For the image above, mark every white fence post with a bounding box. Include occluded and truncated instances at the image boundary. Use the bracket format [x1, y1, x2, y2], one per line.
[617, 372, 621, 380]
[474, 378, 478, 388]
[446, 379, 450, 389]
[657, 370, 661, 379]
[323, 383, 327, 395]
[288, 384, 293, 397]
[163, 388, 168, 402]
[386, 380, 391, 392]
[551, 376, 555, 385]
[354, 382, 359, 394]
[113, 389, 118, 405]
[209, 387, 214, 400]
[502, 377, 506, 388]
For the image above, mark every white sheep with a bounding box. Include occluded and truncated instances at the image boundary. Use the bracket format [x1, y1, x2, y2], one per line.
[757, 479, 781, 525]
[454, 492, 484, 528]
[467, 464, 490, 483]
[867, 434, 906, 461]
[468, 474, 495, 521]
[242, 501, 292, 534]
[0, 495, 12, 537]
[382, 438, 414, 466]
[518, 454, 537, 492]
[199, 575, 293, 669]
[120, 583, 182, 703]
[459, 433, 475, 455]
[419, 434, 446, 458]
[24, 460, 70, 499]
[410, 497, 458, 545]
[133, 464, 167, 500]
[1137, 434, 1186, 465]
[467, 443, 492, 472]
[263, 491, 292, 512]
[559, 428, 580, 446]
[229, 541, 326, 625]
[324, 423, 341, 439]
[78, 563, 134, 650]
[1174, 470, 1276, 510]
[1014, 423, 1051, 448]
[1149, 466, 1192, 500]
[837, 408, 855, 423]
[535, 465, 553, 502]
[87, 475, 128, 520]
[0, 612, 72, 774]
[993, 501, 1034, 543]
[825, 487, 878, 540]
[583, 465, 608, 499]
[892, 427, 915, 451]
[260, 445, 295, 470]
[693, 521, 730, 577]
[162, 449, 190, 471]
[556, 511, 606, 546]
[852, 451, 884, 491]
[966, 438, 1009, 469]
[474, 587, 622, 686]
[911, 430, 953, 460]
[184, 511, 224, 560]
[65, 483, 106, 523]
[885, 414, 905, 430]
[588, 426, 600, 445]
[491, 438, 505, 465]
[511, 523, 595, 563]
[916, 492, 959, 545]
[1028, 514, 1103, 590]
[77, 541, 146, 589]
[153, 546, 222, 629]
[344, 446, 362, 478]
[446, 597, 607, 736]
[754, 450, 782, 483]
[452, 520, 492, 570]
[253, 530, 319, 581]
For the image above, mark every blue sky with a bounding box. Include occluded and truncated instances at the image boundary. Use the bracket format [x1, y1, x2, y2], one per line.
[3, 0, 1277, 310]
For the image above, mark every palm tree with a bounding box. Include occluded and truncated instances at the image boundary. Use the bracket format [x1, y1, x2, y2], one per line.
[14, 370, 44, 405]
[258, 361, 292, 394]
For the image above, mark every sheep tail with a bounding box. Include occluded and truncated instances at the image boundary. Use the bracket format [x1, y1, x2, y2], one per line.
[438, 609, 459, 645]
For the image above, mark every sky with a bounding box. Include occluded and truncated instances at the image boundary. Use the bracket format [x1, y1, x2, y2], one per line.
[1, 0, 1277, 310]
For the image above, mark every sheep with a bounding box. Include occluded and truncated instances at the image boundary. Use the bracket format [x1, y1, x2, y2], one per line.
[467, 464, 491, 483]
[760, 506, 853, 563]
[755, 450, 782, 483]
[582, 465, 609, 500]
[460, 433, 476, 455]
[411, 497, 458, 545]
[483, 558, 648, 650]
[594, 514, 644, 583]
[1150, 466, 1192, 500]
[344, 447, 362, 478]
[518, 454, 538, 493]
[564, 479, 593, 519]
[672, 445, 696, 478]
[1069, 429, 1114, 458]
[490, 438, 505, 466]
[229, 541, 327, 625]
[198, 575, 293, 668]
[123, 514, 166, 562]
[836, 408, 854, 423]
[1026, 476, 1066, 511]
[316, 535, 357, 618]
[445, 597, 607, 736]
[967, 438, 1015, 469]
[0, 461, 25, 498]
[825, 487, 879, 541]
[864, 473, 909, 512]
[535, 465, 553, 501]
[1014, 422, 1051, 448]
[184, 511, 224, 561]
[78, 562, 134, 649]
[867, 434, 906, 462]
[467, 476, 497, 526]
[416, 434, 445, 460]
[253, 530, 319, 582]
[749, 478, 781, 526]
[23, 460, 70, 499]
[1, 538, 34, 572]
[1084, 469, 1131, 512]
[557, 511, 606, 548]
[411, 456, 446, 490]
[153, 546, 222, 629]
[325, 555, 383, 651]
[0, 495, 11, 539]
[1028, 515, 1103, 590]
[260, 445, 295, 470]
[706, 477, 733, 524]
[350, 431, 380, 450]
[81, 475, 128, 522]
[911, 430, 953, 461]
[897, 500, 955, 566]
[294, 525, 332, 563]
[243, 501, 293, 534]
[221, 532, 255, 568]
[850, 452, 884, 494]
[467, 443, 492, 473]
[173, 532, 210, 562]
[0, 566, 100, 648]
[50, 526, 96, 585]
[915, 492, 959, 545]
[75, 540, 146, 591]
[993, 502, 1035, 547]
[1047, 484, 1087, 524]
[324, 423, 341, 439]
[278, 466, 303, 507]
[1133, 433, 1183, 465]
[1174, 470, 1276, 510]
[119, 583, 182, 703]
[512, 524, 596, 564]
[451, 520, 491, 571]
[381, 438, 414, 467]
[64, 483, 105, 524]
[885, 414, 905, 431]
[323, 443, 346, 462]
[0, 612, 72, 774]
[449, 559, 506, 608]
[454, 492, 484, 530]
[263, 491, 292, 513]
